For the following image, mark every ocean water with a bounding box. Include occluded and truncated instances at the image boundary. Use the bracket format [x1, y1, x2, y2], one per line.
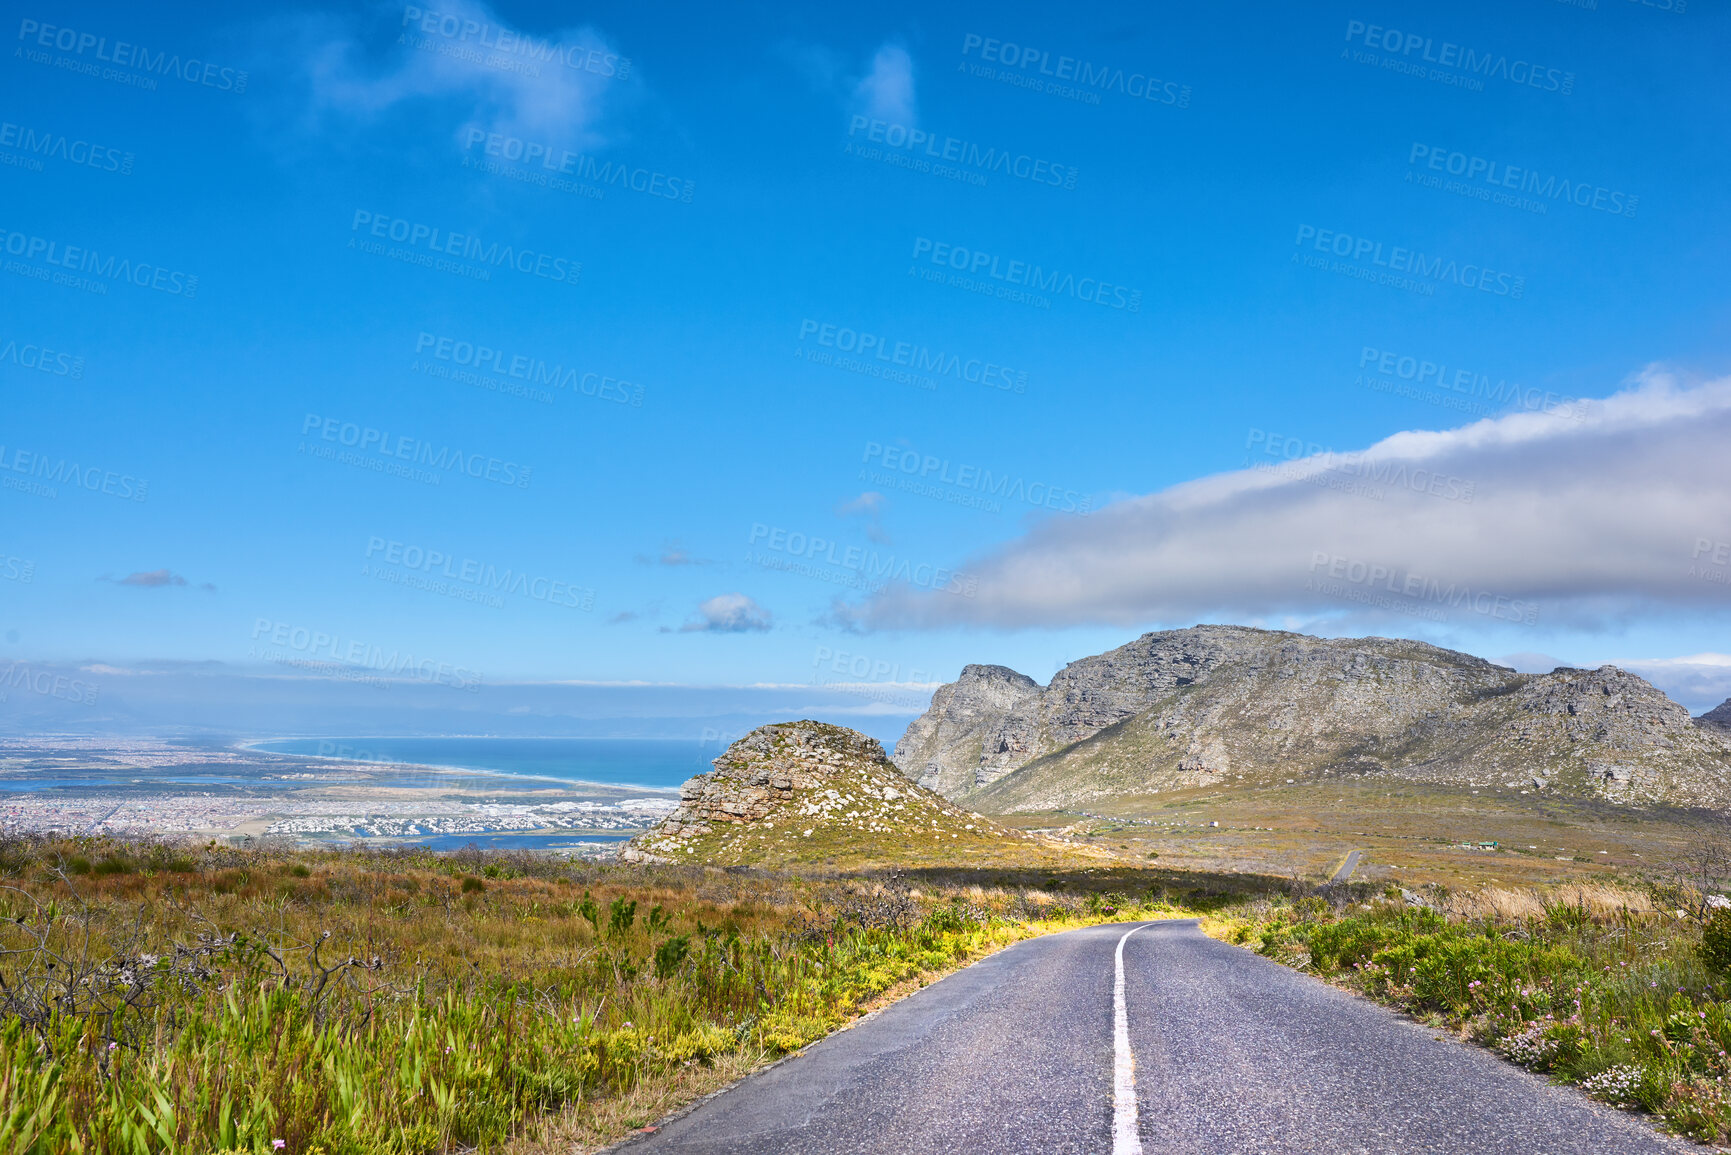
[367, 832, 629, 851]
[250, 736, 713, 791]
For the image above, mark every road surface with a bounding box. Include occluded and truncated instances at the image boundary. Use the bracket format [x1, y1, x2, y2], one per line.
[1330, 849, 1363, 884]
[622, 919, 1683, 1155]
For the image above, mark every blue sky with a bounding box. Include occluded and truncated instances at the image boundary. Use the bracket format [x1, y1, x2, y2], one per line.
[5, 0, 1731, 734]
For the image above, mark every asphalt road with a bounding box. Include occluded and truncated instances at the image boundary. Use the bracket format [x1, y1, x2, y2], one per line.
[624, 920, 1686, 1155]
[1330, 849, 1363, 884]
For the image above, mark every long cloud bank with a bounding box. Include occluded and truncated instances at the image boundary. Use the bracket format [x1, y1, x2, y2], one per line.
[854, 370, 1731, 630]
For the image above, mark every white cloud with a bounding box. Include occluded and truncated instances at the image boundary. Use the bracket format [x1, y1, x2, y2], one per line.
[1500, 651, 1576, 674]
[298, 0, 624, 146]
[837, 491, 891, 543]
[853, 43, 917, 126]
[851, 369, 1731, 632]
[1613, 654, 1731, 714]
[682, 594, 773, 633]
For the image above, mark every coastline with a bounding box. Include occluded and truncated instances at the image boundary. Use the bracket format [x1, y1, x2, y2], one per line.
[0, 735, 678, 848]
[236, 736, 691, 795]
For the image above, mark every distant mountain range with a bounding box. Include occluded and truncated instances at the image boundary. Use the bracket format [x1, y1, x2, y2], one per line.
[892, 625, 1731, 812]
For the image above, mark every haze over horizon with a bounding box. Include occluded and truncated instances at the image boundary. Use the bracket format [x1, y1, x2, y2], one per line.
[6, 0, 1731, 735]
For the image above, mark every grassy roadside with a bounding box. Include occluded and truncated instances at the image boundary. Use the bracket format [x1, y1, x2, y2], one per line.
[0, 835, 1227, 1154]
[1200, 881, 1731, 1145]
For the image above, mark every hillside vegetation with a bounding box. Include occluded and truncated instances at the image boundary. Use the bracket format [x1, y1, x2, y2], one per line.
[5, 826, 1731, 1148]
[0, 833, 1196, 1154]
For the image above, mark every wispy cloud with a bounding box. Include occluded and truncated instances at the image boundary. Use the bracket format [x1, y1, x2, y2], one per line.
[1613, 653, 1731, 714]
[101, 569, 214, 591]
[679, 594, 772, 633]
[836, 491, 890, 543]
[853, 43, 917, 125]
[293, 0, 626, 147]
[121, 569, 185, 588]
[1499, 651, 1577, 674]
[636, 543, 713, 566]
[848, 369, 1731, 632]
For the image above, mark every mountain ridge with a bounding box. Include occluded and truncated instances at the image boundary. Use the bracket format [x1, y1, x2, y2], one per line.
[892, 626, 1731, 812]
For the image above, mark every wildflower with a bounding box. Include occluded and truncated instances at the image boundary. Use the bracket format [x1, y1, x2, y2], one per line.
[107, 1042, 118, 1051]
[273, 1142, 286, 1151]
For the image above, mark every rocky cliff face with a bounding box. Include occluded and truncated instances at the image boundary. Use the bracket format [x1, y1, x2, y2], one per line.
[892, 626, 1731, 812]
[893, 664, 1040, 796]
[620, 720, 1042, 866]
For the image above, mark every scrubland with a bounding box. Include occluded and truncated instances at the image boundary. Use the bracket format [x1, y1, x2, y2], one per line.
[7, 826, 1731, 1151]
[0, 836, 1208, 1154]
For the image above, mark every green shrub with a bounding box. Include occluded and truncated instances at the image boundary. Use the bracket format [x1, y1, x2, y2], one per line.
[1701, 909, 1731, 972]
[461, 876, 486, 894]
[654, 934, 691, 979]
[609, 897, 638, 938]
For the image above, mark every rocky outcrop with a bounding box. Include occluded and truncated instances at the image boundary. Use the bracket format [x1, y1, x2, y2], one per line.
[620, 720, 1039, 866]
[892, 626, 1731, 812]
[1698, 698, 1731, 736]
[893, 664, 1039, 796]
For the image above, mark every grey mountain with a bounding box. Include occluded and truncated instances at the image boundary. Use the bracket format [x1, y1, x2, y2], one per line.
[892, 625, 1731, 812]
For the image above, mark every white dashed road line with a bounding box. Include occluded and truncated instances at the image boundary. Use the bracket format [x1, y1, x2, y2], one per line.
[1113, 923, 1147, 1155]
